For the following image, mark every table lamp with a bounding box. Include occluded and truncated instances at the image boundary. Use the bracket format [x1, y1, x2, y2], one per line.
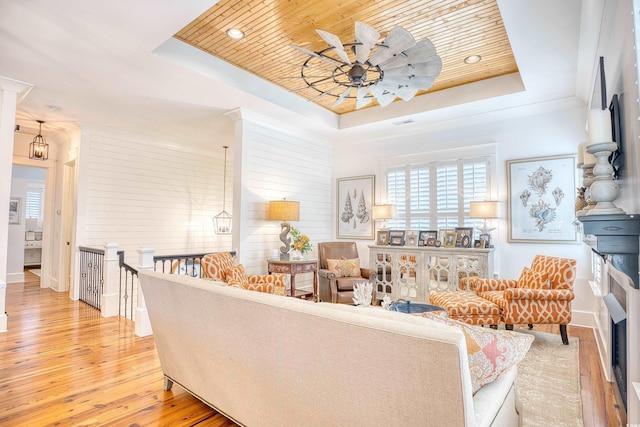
[469, 201, 499, 236]
[372, 204, 394, 230]
[268, 199, 300, 260]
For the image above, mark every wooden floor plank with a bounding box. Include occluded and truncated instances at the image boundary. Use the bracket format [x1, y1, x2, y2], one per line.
[0, 271, 625, 426]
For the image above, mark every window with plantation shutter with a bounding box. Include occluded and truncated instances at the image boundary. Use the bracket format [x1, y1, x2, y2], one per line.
[386, 157, 490, 232]
[25, 188, 42, 220]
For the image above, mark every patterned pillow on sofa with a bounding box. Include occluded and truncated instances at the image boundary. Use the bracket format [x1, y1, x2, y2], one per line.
[327, 258, 361, 277]
[419, 312, 534, 393]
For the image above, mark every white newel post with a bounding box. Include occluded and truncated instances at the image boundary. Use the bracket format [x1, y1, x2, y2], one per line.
[101, 243, 120, 317]
[135, 247, 155, 337]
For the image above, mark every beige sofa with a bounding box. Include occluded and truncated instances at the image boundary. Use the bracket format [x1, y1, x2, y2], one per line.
[139, 270, 521, 427]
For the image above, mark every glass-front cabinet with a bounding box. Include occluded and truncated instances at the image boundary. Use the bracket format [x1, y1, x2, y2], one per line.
[369, 245, 494, 303]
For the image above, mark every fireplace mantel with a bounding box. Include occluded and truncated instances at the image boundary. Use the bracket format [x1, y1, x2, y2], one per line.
[577, 214, 640, 289]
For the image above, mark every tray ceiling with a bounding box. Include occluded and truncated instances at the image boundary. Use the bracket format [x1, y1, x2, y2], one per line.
[175, 0, 518, 115]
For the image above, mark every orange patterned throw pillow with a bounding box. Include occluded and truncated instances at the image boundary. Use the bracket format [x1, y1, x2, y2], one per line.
[326, 258, 360, 277]
[225, 264, 249, 288]
[517, 267, 550, 290]
[419, 312, 534, 393]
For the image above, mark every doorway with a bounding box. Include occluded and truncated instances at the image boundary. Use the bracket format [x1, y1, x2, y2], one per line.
[7, 166, 46, 283]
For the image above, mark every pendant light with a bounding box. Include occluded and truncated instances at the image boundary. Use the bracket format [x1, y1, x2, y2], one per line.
[29, 120, 49, 160]
[214, 146, 232, 234]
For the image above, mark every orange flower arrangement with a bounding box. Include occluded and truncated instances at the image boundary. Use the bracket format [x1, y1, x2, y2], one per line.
[290, 226, 312, 254]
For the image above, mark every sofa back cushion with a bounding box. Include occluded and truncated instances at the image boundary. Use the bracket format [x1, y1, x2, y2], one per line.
[202, 252, 235, 282]
[530, 255, 577, 290]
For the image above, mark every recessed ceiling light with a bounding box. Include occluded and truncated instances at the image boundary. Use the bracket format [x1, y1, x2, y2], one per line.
[226, 28, 245, 40]
[464, 55, 482, 64]
[46, 104, 61, 111]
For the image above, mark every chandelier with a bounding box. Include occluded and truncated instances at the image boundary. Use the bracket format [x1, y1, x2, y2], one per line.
[292, 22, 442, 110]
[29, 120, 49, 160]
[213, 145, 232, 235]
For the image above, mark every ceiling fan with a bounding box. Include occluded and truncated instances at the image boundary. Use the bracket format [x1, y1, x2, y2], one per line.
[292, 21, 442, 110]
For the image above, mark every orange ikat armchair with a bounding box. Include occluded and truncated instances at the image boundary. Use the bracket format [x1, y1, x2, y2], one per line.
[468, 255, 577, 344]
[201, 252, 286, 294]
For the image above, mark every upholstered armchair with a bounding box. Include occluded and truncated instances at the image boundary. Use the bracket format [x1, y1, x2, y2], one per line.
[201, 252, 286, 294]
[470, 255, 577, 344]
[318, 242, 377, 304]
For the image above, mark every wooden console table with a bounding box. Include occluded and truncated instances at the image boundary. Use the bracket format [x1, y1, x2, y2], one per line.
[267, 258, 318, 300]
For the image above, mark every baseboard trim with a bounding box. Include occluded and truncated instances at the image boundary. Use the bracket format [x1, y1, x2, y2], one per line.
[570, 309, 596, 329]
[6, 272, 25, 284]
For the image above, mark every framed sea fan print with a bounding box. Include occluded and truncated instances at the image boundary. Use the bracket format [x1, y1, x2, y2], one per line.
[507, 155, 578, 243]
[336, 175, 375, 239]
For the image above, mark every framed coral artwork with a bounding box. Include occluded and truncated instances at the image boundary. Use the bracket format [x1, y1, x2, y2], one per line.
[336, 175, 375, 239]
[507, 154, 578, 243]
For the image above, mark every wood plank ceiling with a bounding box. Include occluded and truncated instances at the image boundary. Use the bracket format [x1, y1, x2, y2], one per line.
[175, 0, 517, 115]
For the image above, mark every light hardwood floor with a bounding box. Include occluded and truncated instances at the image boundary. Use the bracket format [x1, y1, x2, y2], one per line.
[0, 271, 626, 426]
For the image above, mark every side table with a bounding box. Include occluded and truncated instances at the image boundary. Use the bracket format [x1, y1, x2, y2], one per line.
[267, 258, 318, 301]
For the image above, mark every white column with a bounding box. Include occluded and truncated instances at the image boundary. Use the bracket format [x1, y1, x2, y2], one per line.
[100, 243, 120, 317]
[135, 246, 155, 337]
[0, 77, 34, 333]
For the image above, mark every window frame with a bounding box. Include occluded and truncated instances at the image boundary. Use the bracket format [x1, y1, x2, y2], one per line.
[382, 153, 495, 231]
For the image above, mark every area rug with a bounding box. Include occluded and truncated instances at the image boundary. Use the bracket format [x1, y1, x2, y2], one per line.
[516, 329, 583, 427]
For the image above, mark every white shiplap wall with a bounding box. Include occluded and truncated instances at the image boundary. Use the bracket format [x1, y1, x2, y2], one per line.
[78, 128, 232, 266]
[230, 111, 333, 292]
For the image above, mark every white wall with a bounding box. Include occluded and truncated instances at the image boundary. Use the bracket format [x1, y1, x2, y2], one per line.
[74, 125, 234, 268]
[229, 109, 333, 292]
[597, 0, 640, 215]
[334, 102, 595, 320]
[7, 168, 27, 283]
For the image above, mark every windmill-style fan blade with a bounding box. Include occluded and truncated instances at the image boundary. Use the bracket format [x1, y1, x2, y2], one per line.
[290, 44, 341, 67]
[368, 26, 416, 66]
[395, 86, 419, 101]
[333, 87, 352, 108]
[356, 86, 373, 109]
[375, 79, 401, 95]
[383, 59, 442, 78]
[384, 76, 436, 91]
[308, 84, 342, 102]
[355, 21, 379, 63]
[378, 39, 438, 70]
[369, 84, 397, 107]
[316, 30, 351, 65]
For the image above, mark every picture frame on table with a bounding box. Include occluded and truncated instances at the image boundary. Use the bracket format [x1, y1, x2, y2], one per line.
[418, 230, 437, 246]
[376, 230, 390, 246]
[9, 197, 21, 225]
[389, 230, 406, 246]
[426, 237, 436, 247]
[506, 154, 578, 243]
[454, 227, 474, 248]
[405, 230, 419, 246]
[479, 233, 491, 248]
[438, 229, 453, 244]
[443, 231, 457, 248]
[473, 239, 485, 248]
[336, 175, 375, 239]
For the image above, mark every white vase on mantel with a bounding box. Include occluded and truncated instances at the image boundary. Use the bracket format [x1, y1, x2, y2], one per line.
[586, 142, 625, 215]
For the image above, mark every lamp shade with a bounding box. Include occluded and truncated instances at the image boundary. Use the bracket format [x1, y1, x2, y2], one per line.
[469, 201, 499, 219]
[268, 200, 300, 221]
[372, 204, 394, 220]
